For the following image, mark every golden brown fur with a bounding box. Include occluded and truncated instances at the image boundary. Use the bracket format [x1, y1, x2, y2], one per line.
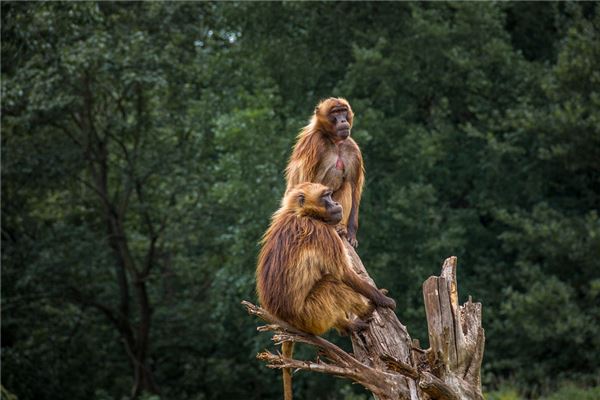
[256, 183, 395, 400]
[285, 98, 365, 247]
[257, 182, 395, 335]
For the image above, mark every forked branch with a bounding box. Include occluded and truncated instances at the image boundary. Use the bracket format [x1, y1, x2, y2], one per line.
[241, 301, 407, 399]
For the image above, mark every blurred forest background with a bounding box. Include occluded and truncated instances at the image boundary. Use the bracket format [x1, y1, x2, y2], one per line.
[2, 2, 599, 400]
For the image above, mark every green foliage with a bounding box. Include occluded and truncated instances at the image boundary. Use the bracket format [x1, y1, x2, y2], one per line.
[2, 2, 598, 400]
[485, 383, 600, 400]
[541, 384, 600, 400]
[486, 386, 522, 400]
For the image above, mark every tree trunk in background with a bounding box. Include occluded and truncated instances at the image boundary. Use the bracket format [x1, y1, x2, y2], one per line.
[76, 110, 161, 398]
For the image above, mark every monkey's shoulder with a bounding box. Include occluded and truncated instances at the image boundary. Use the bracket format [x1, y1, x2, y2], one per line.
[268, 214, 336, 239]
[292, 129, 327, 156]
[295, 220, 339, 242]
[341, 137, 362, 154]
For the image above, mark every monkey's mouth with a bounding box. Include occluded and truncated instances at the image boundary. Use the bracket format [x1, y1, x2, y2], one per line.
[327, 210, 343, 224]
[338, 129, 350, 139]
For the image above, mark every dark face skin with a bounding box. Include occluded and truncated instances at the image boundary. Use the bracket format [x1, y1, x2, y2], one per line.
[322, 190, 343, 224]
[328, 106, 351, 141]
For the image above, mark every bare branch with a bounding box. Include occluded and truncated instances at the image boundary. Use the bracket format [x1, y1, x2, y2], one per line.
[242, 301, 410, 400]
[72, 174, 115, 214]
[419, 372, 461, 400]
[381, 354, 419, 380]
[68, 287, 120, 329]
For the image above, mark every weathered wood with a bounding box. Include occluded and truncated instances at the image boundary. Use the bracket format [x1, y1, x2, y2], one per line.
[244, 255, 485, 400]
[241, 300, 409, 400]
[422, 256, 485, 400]
[345, 243, 419, 400]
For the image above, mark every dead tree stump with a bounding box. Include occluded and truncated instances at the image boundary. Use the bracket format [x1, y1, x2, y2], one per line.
[243, 255, 485, 400]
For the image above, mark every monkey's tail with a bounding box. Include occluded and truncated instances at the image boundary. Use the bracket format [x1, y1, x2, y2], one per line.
[282, 341, 294, 400]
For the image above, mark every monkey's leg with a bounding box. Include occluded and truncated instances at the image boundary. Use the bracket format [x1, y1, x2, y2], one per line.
[302, 279, 371, 335]
[300, 279, 353, 335]
[333, 183, 353, 239]
[335, 182, 361, 247]
[348, 292, 376, 320]
[340, 287, 376, 333]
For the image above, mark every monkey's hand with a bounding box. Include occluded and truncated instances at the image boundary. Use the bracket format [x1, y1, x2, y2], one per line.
[375, 290, 396, 310]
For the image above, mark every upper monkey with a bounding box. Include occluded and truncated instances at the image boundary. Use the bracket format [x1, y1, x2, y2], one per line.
[285, 98, 364, 247]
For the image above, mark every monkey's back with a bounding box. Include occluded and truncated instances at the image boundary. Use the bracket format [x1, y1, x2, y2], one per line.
[256, 212, 348, 326]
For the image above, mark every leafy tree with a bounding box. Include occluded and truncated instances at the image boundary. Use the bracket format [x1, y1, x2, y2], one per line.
[491, 9, 600, 392]
[2, 2, 598, 399]
[2, 2, 226, 397]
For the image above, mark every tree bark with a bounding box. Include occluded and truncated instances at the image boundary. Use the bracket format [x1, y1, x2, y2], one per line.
[71, 77, 161, 397]
[345, 243, 419, 399]
[244, 255, 485, 400]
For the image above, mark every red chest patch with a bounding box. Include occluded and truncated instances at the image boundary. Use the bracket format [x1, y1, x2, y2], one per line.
[335, 157, 345, 170]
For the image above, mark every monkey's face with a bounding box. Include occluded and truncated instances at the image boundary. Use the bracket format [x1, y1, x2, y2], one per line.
[289, 182, 343, 225]
[328, 105, 352, 142]
[314, 98, 354, 142]
[321, 190, 343, 225]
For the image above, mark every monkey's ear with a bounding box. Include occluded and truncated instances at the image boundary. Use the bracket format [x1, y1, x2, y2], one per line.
[297, 193, 305, 207]
[314, 106, 319, 114]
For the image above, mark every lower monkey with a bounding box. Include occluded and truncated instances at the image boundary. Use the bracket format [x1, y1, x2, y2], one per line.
[256, 182, 396, 400]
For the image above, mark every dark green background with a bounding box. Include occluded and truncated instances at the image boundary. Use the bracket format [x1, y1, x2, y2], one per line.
[2, 2, 599, 400]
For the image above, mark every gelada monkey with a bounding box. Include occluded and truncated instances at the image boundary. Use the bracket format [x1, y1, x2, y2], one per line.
[256, 182, 395, 400]
[285, 98, 364, 247]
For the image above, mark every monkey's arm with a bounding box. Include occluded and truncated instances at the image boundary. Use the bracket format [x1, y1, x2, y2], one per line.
[341, 267, 395, 310]
[346, 188, 361, 247]
[347, 151, 365, 248]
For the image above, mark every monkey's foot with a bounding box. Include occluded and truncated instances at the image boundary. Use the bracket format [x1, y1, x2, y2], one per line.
[349, 319, 370, 332]
[347, 235, 359, 248]
[335, 225, 348, 238]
